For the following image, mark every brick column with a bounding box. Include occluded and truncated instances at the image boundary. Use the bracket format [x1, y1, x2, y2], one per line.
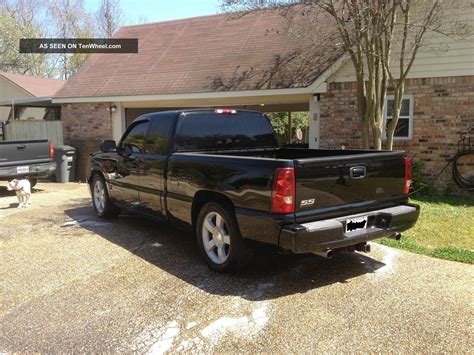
[62, 103, 113, 182]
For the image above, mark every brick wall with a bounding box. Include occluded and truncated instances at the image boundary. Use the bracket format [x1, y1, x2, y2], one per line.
[320, 76, 474, 188]
[62, 103, 113, 181]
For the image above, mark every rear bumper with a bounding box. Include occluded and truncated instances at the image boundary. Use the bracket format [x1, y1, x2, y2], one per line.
[279, 204, 420, 253]
[0, 162, 56, 180]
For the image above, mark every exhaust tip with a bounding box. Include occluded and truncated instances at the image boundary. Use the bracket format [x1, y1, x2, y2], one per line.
[314, 249, 333, 259]
[393, 232, 401, 241]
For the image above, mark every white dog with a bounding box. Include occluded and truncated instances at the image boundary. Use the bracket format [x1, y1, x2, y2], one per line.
[7, 179, 32, 208]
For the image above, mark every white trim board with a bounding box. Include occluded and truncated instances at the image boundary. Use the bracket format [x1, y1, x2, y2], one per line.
[52, 55, 349, 104]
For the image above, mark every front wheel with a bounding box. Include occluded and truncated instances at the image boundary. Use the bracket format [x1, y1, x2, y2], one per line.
[91, 174, 120, 218]
[196, 202, 254, 272]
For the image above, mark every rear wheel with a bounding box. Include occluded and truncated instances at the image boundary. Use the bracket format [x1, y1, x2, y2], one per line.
[92, 174, 120, 218]
[196, 202, 254, 272]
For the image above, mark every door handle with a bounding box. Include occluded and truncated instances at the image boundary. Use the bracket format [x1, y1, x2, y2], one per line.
[17, 145, 26, 150]
[350, 166, 366, 179]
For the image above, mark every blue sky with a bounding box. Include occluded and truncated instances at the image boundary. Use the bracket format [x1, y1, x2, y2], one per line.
[85, 0, 222, 25]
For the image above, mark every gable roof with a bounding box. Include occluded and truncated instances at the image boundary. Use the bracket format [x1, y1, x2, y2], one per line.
[55, 10, 343, 99]
[0, 71, 65, 97]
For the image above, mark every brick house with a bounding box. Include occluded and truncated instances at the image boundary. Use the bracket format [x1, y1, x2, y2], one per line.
[52, 9, 473, 185]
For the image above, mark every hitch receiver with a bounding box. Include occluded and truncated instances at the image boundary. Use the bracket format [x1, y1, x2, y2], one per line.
[355, 243, 371, 253]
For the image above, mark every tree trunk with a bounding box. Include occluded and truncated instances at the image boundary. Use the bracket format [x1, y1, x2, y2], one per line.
[385, 82, 405, 150]
[355, 71, 370, 149]
[373, 126, 382, 150]
[361, 118, 370, 149]
[287, 111, 292, 144]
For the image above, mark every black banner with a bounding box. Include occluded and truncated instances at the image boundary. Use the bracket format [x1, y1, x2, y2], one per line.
[20, 38, 139, 53]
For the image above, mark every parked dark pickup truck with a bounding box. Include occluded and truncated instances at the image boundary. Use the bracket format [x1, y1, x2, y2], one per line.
[89, 109, 419, 272]
[0, 139, 56, 186]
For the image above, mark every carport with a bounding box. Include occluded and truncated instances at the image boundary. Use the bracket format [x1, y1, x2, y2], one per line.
[54, 82, 334, 149]
[0, 97, 63, 146]
[113, 90, 321, 145]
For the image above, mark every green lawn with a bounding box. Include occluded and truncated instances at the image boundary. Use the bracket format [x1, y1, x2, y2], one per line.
[378, 193, 474, 264]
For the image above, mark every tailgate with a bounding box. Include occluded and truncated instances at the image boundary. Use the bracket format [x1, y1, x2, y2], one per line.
[294, 151, 406, 219]
[0, 140, 51, 167]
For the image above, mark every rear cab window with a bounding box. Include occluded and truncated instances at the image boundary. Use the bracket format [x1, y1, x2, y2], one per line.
[174, 111, 278, 152]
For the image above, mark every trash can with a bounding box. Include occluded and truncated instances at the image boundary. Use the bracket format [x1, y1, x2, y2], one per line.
[54, 145, 76, 183]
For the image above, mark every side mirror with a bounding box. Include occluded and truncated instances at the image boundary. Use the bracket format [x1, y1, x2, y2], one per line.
[100, 140, 116, 152]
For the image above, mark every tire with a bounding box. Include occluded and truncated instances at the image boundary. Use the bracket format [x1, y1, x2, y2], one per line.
[196, 201, 254, 272]
[91, 174, 120, 218]
[28, 178, 38, 188]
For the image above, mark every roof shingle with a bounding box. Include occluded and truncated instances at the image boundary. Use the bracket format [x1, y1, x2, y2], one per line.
[55, 10, 342, 99]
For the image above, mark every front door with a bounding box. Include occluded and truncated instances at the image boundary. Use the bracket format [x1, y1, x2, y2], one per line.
[109, 120, 150, 208]
[138, 113, 176, 219]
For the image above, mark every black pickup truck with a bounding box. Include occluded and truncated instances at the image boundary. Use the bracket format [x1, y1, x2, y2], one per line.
[0, 139, 56, 186]
[89, 109, 419, 272]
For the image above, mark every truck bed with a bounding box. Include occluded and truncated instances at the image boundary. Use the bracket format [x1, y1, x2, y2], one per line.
[184, 147, 407, 222]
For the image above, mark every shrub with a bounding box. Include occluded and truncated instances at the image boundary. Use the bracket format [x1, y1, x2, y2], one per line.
[410, 159, 437, 197]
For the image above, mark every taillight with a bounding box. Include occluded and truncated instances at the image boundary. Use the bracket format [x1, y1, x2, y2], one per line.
[404, 157, 412, 195]
[49, 141, 54, 160]
[272, 168, 295, 214]
[215, 109, 236, 114]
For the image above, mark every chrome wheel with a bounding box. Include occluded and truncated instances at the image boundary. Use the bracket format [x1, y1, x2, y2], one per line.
[93, 179, 105, 213]
[201, 211, 231, 264]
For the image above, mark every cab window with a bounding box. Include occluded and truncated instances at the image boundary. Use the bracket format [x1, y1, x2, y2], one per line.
[144, 115, 175, 155]
[120, 121, 149, 154]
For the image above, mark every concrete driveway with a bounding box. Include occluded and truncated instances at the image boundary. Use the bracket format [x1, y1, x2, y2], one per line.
[0, 183, 472, 352]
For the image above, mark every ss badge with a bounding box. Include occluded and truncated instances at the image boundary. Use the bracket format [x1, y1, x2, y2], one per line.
[300, 199, 315, 207]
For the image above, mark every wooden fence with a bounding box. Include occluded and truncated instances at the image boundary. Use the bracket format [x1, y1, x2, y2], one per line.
[3, 120, 64, 146]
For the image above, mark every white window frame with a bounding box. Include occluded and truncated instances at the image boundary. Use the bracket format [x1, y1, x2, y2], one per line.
[384, 94, 414, 141]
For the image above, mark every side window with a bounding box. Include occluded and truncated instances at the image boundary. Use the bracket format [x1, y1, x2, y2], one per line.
[385, 96, 413, 139]
[144, 116, 175, 155]
[121, 121, 149, 154]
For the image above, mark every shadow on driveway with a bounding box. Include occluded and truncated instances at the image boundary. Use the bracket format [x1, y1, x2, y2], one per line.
[0, 186, 14, 198]
[64, 201, 385, 301]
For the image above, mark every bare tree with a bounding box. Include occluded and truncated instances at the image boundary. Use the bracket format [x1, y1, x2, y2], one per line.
[47, 0, 97, 79]
[221, 0, 471, 150]
[96, 0, 123, 38]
